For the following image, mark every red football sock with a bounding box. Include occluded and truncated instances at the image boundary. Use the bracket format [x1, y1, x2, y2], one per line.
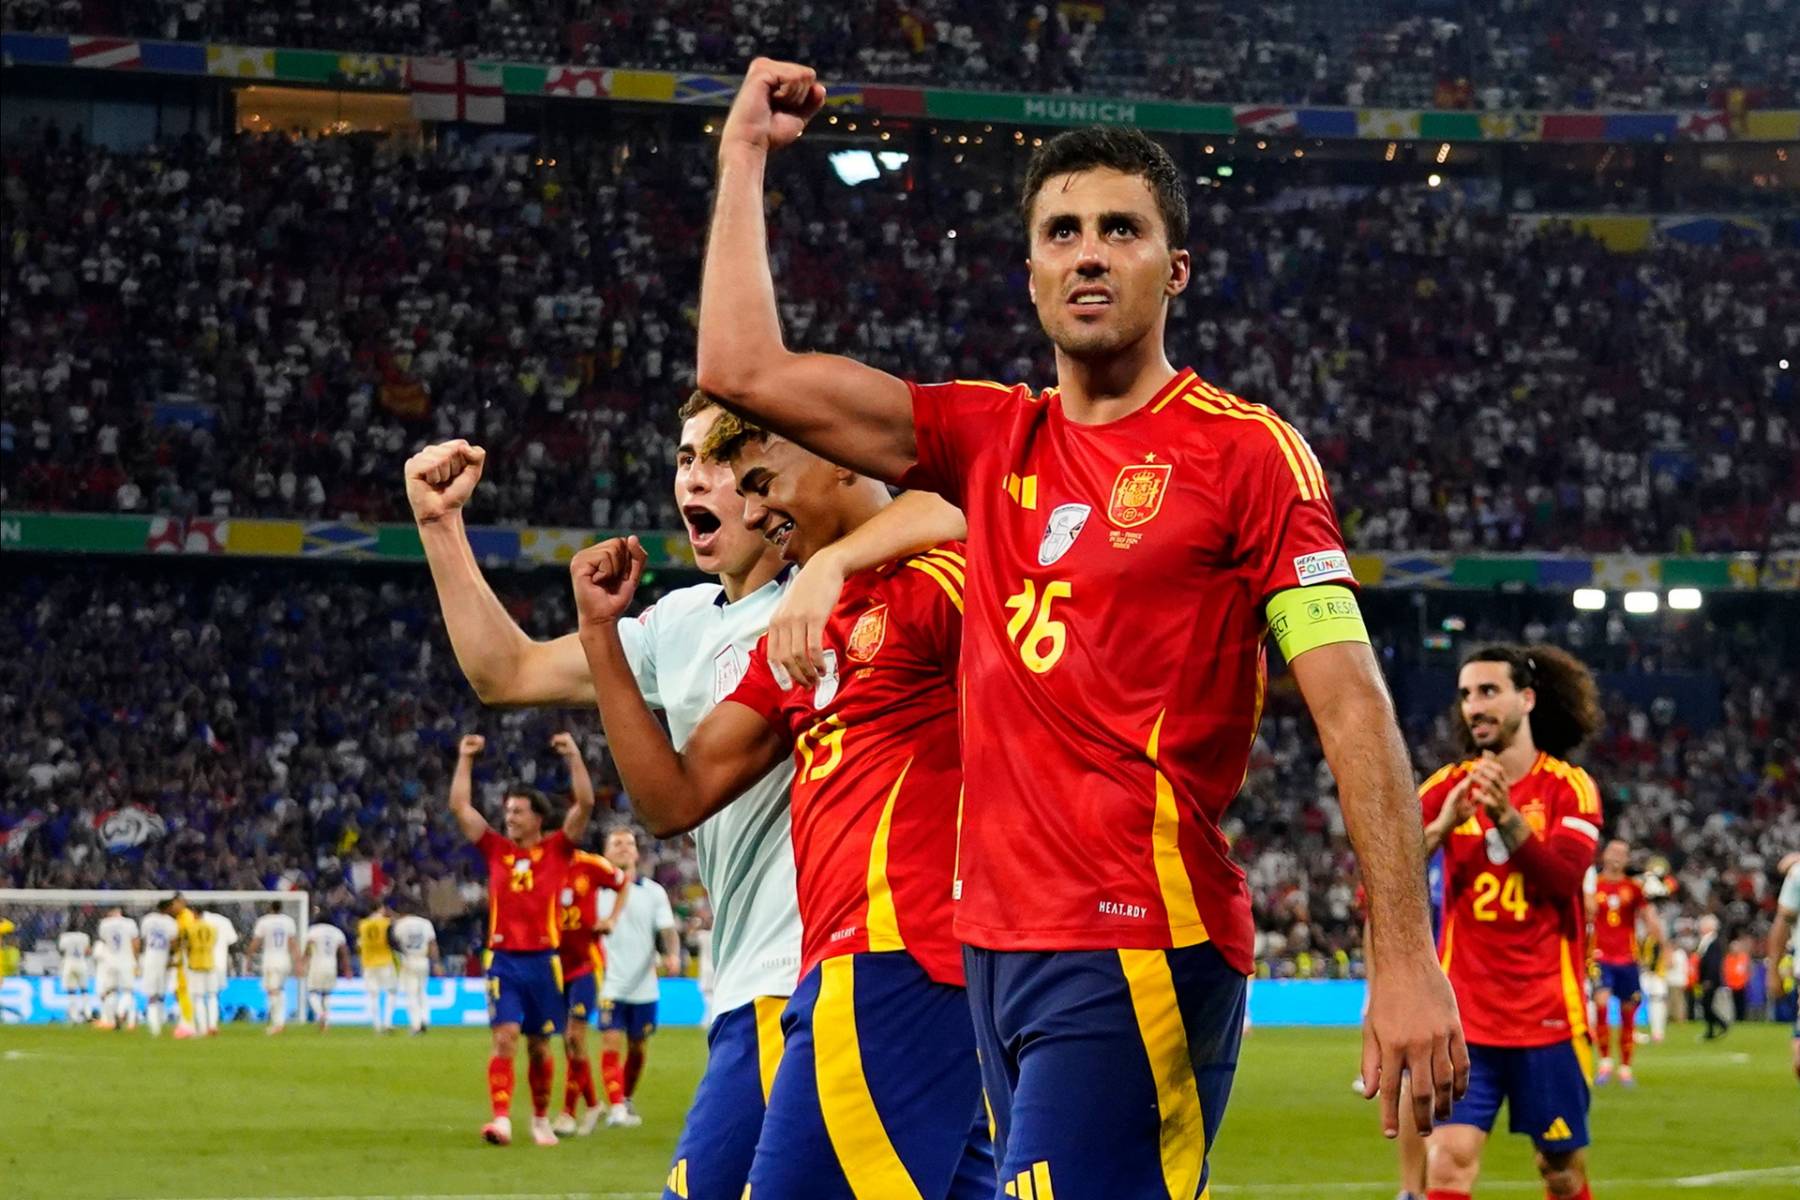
[1427, 1191, 1472, 1200]
[562, 1054, 583, 1116]
[527, 1050, 554, 1118]
[1593, 1004, 1611, 1060]
[623, 1044, 646, 1098]
[600, 1048, 625, 1106]
[487, 1055, 514, 1119]
[574, 1053, 597, 1107]
[1549, 1185, 1591, 1200]
[1619, 1001, 1638, 1066]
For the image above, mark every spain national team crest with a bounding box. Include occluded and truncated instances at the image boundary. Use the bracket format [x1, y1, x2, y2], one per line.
[847, 603, 889, 664]
[1107, 459, 1172, 528]
[1038, 503, 1091, 566]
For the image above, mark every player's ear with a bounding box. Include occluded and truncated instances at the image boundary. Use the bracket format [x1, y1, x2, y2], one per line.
[833, 466, 857, 486]
[1166, 247, 1191, 297]
[1026, 258, 1036, 304]
[1519, 686, 1536, 714]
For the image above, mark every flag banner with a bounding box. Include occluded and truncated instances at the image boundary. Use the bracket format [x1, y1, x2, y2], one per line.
[409, 57, 505, 124]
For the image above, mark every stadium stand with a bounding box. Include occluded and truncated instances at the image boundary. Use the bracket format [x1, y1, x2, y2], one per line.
[3, 130, 1795, 552]
[2, 0, 1795, 109]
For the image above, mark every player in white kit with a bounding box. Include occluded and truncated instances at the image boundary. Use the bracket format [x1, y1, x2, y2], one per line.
[202, 910, 238, 1034]
[408, 393, 805, 1198]
[250, 903, 300, 1033]
[392, 906, 439, 1035]
[94, 907, 140, 1029]
[302, 921, 349, 1031]
[138, 900, 181, 1037]
[597, 826, 680, 1128]
[57, 929, 93, 1023]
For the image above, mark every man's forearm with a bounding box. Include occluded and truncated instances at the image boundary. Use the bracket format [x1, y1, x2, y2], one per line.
[450, 759, 486, 842]
[816, 491, 966, 576]
[1322, 697, 1436, 960]
[419, 514, 538, 704]
[563, 755, 595, 841]
[579, 624, 704, 833]
[697, 144, 785, 402]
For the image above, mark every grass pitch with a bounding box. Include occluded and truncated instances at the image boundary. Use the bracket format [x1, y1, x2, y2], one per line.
[2, 1020, 1793, 1198]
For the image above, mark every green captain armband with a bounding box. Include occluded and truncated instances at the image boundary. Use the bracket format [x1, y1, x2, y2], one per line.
[1265, 584, 1369, 663]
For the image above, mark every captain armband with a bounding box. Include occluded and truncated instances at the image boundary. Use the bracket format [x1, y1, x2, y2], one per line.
[1265, 584, 1370, 663]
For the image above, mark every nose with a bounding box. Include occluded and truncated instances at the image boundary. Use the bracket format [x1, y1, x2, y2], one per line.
[1075, 231, 1108, 275]
[740, 494, 768, 530]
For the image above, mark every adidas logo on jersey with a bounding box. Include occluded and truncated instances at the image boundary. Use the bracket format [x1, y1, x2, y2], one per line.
[1543, 1117, 1573, 1141]
[1002, 1162, 1056, 1198]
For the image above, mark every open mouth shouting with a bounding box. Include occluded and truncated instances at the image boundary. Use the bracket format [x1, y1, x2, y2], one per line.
[682, 504, 724, 556]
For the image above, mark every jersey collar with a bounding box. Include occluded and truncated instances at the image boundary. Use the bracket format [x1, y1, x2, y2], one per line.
[713, 564, 794, 608]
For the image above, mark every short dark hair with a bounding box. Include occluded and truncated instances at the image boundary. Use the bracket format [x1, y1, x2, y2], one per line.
[1020, 126, 1188, 247]
[503, 786, 554, 822]
[1456, 643, 1603, 759]
[698, 406, 769, 464]
[678, 389, 715, 422]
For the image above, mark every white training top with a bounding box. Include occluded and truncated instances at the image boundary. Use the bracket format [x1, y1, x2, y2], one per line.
[139, 911, 180, 960]
[618, 575, 802, 1019]
[96, 915, 139, 965]
[1780, 863, 1800, 958]
[392, 915, 436, 967]
[599, 876, 678, 1006]
[58, 930, 91, 967]
[252, 913, 299, 964]
[304, 924, 346, 973]
[202, 912, 238, 973]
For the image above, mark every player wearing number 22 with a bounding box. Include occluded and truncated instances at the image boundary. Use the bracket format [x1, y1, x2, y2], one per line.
[1418, 644, 1605, 1200]
[571, 413, 990, 1198]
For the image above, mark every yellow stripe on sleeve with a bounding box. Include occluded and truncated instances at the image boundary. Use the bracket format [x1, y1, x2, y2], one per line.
[864, 760, 911, 954]
[918, 551, 965, 587]
[1118, 949, 1207, 1200]
[1184, 393, 1317, 502]
[753, 995, 787, 1105]
[1146, 711, 1208, 949]
[1418, 762, 1460, 800]
[1199, 381, 1328, 500]
[906, 559, 964, 612]
[813, 957, 923, 1199]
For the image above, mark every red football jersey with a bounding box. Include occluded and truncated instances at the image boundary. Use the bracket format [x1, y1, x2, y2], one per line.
[729, 542, 965, 986]
[900, 370, 1353, 970]
[1591, 875, 1646, 966]
[479, 829, 575, 953]
[558, 851, 630, 980]
[1421, 753, 1603, 1047]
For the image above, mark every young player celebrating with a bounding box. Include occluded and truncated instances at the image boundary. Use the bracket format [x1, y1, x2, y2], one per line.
[94, 905, 139, 1030]
[553, 845, 630, 1135]
[595, 825, 679, 1131]
[570, 413, 991, 1196]
[450, 730, 594, 1147]
[694, 58, 1464, 1193]
[249, 902, 299, 1034]
[301, 919, 348, 1030]
[393, 903, 440, 1035]
[1419, 645, 1605, 1200]
[406, 393, 802, 1196]
[1588, 839, 1664, 1086]
[357, 902, 399, 1036]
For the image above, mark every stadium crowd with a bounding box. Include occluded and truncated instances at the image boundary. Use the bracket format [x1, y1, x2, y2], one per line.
[3, 129, 1796, 553]
[2, 561, 1795, 981]
[3, 0, 1795, 111]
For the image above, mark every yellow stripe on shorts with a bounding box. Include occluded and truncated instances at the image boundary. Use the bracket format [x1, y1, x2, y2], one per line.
[754, 995, 787, 1105]
[1118, 949, 1206, 1200]
[813, 956, 922, 1199]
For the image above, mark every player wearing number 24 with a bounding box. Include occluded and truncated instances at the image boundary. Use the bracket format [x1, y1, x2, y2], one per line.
[1419, 644, 1606, 1200]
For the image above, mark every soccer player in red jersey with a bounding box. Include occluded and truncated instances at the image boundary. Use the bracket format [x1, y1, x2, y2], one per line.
[569, 412, 991, 1196]
[449, 730, 595, 1147]
[1418, 645, 1605, 1200]
[1587, 839, 1663, 1088]
[692, 57, 1465, 1194]
[552, 847, 631, 1136]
